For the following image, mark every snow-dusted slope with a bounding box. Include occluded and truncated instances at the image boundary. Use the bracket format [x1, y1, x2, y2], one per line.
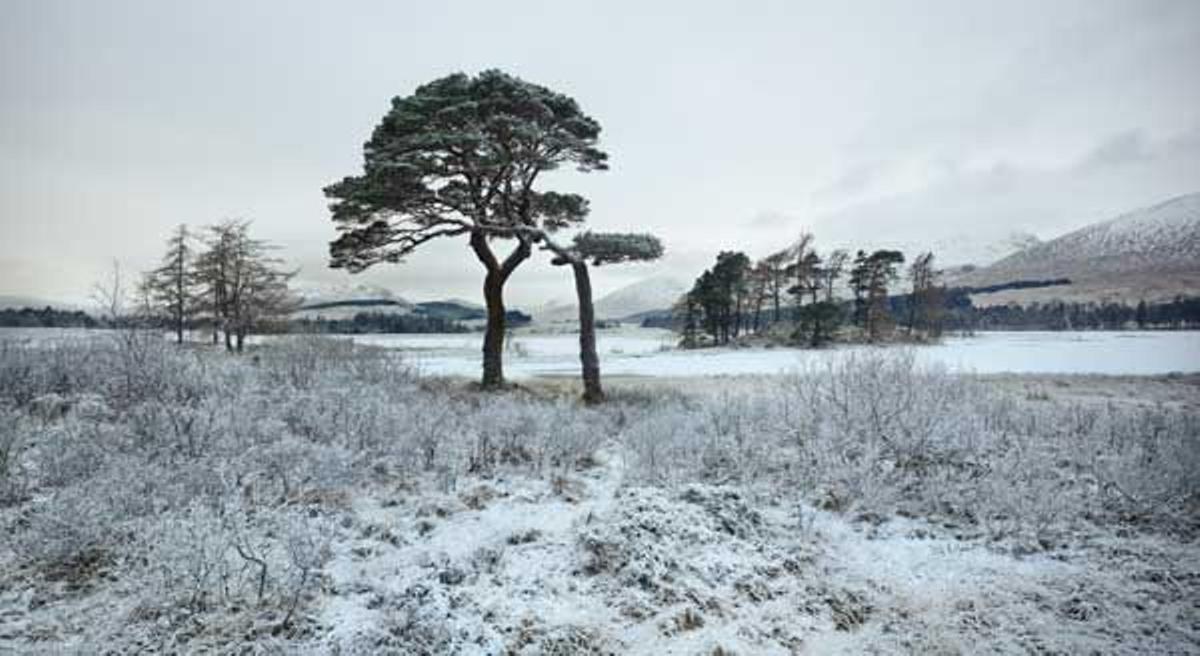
[986, 193, 1199, 278]
[294, 282, 410, 309]
[594, 276, 687, 320]
[290, 282, 412, 320]
[957, 192, 1200, 302]
[536, 276, 688, 323]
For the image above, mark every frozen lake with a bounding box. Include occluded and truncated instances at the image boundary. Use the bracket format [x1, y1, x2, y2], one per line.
[322, 328, 1200, 378]
[3, 327, 1198, 377]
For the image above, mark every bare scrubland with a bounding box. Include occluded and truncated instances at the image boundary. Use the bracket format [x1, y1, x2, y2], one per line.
[0, 334, 1197, 654]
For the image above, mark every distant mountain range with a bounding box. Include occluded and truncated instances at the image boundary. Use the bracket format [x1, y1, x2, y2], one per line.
[293, 282, 524, 324]
[951, 192, 1200, 306]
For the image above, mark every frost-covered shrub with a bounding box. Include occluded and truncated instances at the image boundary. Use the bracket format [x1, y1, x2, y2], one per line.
[141, 501, 332, 619]
[0, 409, 27, 504]
[616, 350, 1200, 544]
[246, 436, 355, 506]
[624, 402, 705, 486]
[258, 334, 414, 390]
[1080, 404, 1200, 519]
[0, 339, 103, 408]
[34, 417, 111, 489]
[14, 483, 124, 577]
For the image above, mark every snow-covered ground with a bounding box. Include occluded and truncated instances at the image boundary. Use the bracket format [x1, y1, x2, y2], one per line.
[282, 328, 1200, 378]
[1, 337, 1197, 653]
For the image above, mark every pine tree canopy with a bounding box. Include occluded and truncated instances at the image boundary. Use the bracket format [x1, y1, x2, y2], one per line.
[570, 232, 664, 266]
[325, 70, 609, 272]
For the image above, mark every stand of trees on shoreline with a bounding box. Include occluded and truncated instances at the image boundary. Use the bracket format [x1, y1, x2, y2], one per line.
[675, 234, 944, 348]
[664, 232, 1200, 346]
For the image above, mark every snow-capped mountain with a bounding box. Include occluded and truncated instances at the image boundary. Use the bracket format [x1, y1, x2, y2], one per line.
[293, 282, 411, 309]
[595, 276, 688, 319]
[290, 282, 412, 320]
[954, 192, 1200, 303]
[536, 276, 688, 323]
[0, 294, 76, 310]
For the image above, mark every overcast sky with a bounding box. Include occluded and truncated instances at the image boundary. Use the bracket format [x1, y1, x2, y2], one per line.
[2, 0, 1198, 307]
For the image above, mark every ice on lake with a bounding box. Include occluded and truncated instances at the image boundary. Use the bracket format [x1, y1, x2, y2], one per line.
[3, 327, 1196, 377]
[329, 328, 1200, 378]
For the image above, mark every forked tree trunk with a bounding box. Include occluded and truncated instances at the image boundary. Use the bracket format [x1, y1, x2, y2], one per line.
[571, 261, 603, 404]
[470, 231, 531, 390]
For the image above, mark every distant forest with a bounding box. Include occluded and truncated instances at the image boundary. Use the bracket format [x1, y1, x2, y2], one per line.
[937, 293, 1200, 331]
[0, 306, 98, 328]
[291, 308, 531, 334]
[293, 312, 470, 334]
[0, 306, 535, 334]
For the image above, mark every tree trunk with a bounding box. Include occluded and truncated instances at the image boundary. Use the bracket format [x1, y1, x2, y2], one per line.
[809, 289, 821, 347]
[731, 299, 738, 339]
[571, 261, 603, 404]
[470, 231, 531, 390]
[236, 329, 245, 353]
[481, 271, 506, 388]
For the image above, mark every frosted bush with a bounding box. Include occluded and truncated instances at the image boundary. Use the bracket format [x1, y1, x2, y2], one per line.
[15, 483, 123, 576]
[0, 409, 27, 504]
[623, 403, 704, 486]
[258, 334, 414, 390]
[615, 350, 1200, 543]
[141, 501, 332, 621]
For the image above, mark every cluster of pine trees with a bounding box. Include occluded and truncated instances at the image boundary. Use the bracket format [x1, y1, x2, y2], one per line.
[677, 234, 944, 348]
[138, 222, 297, 352]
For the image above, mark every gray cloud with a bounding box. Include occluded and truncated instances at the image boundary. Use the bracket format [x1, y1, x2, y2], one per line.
[1076, 131, 1153, 171]
[811, 161, 890, 204]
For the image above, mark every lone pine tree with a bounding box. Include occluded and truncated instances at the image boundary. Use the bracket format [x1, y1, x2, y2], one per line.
[324, 70, 608, 388]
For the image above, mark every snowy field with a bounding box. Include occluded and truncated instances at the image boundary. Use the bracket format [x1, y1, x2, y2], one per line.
[291, 328, 1200, 378]
[1, 332, 1198, 653]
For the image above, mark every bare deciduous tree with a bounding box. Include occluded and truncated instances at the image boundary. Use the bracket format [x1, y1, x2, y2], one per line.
[195, 221, 297, 353]
[907, 251, 944, 338]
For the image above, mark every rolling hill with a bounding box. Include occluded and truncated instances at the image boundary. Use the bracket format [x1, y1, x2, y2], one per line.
[953, 192, 1200, 305]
